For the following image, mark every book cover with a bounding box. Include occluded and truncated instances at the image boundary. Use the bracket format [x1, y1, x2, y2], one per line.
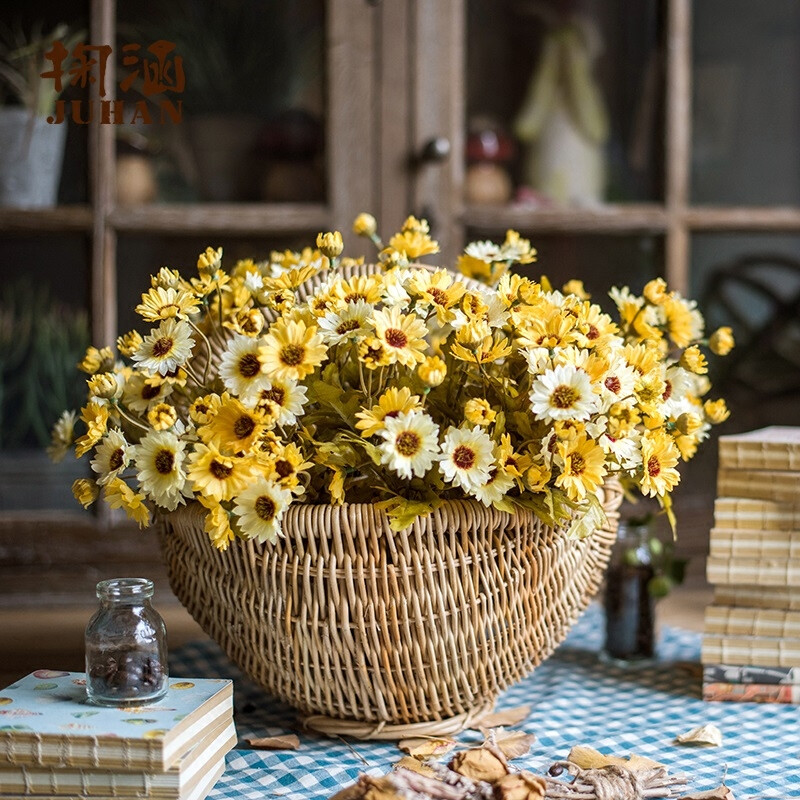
[703, 664, 800, 684]
[714, 497, 800, 531]
[713, 584, 800, 611]
[703, 681, 800, 704]
[0, 720, 236, 797]
[717, 469, 800, 504]
[704, 605, 800, 639]
[0, 673, 232, 771]
[718, 426, 800, 472]
[706, 556, 800, 587]
[708, 527, 800, 561]
[702, 634, 800, 668]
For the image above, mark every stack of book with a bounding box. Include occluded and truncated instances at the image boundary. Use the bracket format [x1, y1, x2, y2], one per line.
[0, 671, 235, 800]
[702, 426, 800, 704]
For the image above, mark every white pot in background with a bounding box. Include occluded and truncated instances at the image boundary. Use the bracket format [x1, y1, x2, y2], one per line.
[0, 108, 68, 208]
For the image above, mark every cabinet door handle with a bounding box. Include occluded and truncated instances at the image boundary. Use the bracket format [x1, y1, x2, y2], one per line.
[416, 137, 451, 165]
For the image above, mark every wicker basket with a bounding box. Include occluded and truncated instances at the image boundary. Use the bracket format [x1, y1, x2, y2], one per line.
[158, 480, 622, 739]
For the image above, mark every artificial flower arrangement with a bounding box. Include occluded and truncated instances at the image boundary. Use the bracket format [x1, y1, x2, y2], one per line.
[51, 214, 733, 548]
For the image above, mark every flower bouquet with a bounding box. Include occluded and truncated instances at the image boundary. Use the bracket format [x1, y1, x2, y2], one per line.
[53, 214, 732, 734]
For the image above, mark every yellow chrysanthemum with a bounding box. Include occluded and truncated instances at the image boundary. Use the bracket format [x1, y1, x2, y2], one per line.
[75, 402, 110, 458]
[135, 286, 201, 322]
[331, 275, 384, 306]
[358, 336, 392, 370]
[451, 335, 512, 365]
[188, 443, 255, 502]
[147, 402, 178, 431]
[680, 345, 708, 374]
[188, 393, 220, 425]
[355, 387, 422, 437]
[198, 395, 266, 455]
[197, 246, 223, 275]
[563, 280, 590, 300]
[555, 435, 607, 502]
[260, 319, 327, 382]
[353, 212, 377, 238]
[525, 461, 552, 492]
[464, 398, 496, 427]
[72, 478, 99, 509]
[48, 410, 77, 463]
[639, 430, 681, 497]
[387, 228, 439, 260]
[408, 269, 466, 323]
[418, 355, 447, 387]
[643, 278, 668, 305]
[259, 442, 313, 492]
[117, 330, 144, 358]
[316, 231, 344, 259]
[371, 306, 428, 367]
[704, 398, 730, 424]
[103, 477, 150, 528]
[496, 434, 532, 479]
[87, 372, 121, 401]
[709, 327, 734, 356]
[201, 499, 235, 551]
[223, 307, 265, 337]
[78, 346, 114, 375]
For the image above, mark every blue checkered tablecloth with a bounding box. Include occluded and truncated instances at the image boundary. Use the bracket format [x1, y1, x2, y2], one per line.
[170, 606, 799, 800]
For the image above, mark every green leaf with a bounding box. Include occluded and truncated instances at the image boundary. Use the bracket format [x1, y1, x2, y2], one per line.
[565, 492, 607, 540]
[494, 410, 506, 438]
[375, 496, 441, 532]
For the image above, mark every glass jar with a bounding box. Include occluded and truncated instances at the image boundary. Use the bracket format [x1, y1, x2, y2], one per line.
[602, 521, 656, 664]
[85, 578, 168, 706]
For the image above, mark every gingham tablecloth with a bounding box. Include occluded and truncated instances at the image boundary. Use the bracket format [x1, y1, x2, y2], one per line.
[170, 606, 799, 800]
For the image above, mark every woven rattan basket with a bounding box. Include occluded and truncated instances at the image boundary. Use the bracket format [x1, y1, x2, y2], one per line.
[158, 480, 622, 739]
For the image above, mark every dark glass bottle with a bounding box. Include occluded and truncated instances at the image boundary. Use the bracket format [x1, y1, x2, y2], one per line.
[85, 578, 168, 706]
[603, 521, 655, 663]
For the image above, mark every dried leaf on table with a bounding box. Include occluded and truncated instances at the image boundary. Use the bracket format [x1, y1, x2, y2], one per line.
[245, 734, 300, 750]
[482, 727, 536, 759]
[450, 745, 509, 783]
[494, 771, 546, 800]
[567, 744, 663, 771]
[392, 756, 436, 776]
[474, 704, 531, 729]
[678, 785, 735, 800]
[674, 723, 723, 747]
[398, 736, 456, 759]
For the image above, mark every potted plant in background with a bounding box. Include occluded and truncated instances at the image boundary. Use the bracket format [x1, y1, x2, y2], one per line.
[0, 22, 82, 208]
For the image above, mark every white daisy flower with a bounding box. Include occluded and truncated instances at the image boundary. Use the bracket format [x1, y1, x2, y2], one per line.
[317, 300, 373, 344]
[522, 347, 552, 376]
[255, 378, 308, 426]
[218, 334, 271, 404]
[132, 429, 189, 511]
[600, 431, 643, 471]
[609, 286, 644, 311]
[244, 271, 264, 293]
[464, 240, 502, 263]
[378, 411, 440, 480]
[473, 464, 515, 507]
[122, 373, 173, 414]
[529, 364, 598, 422]
[382, 268, 413, 307]
[439, 426, 494, 492]
[597, 357, 639, 411]
[90, 429, 130, 486]
[233, 479, 292, 544]
[132, 318, 195, 377]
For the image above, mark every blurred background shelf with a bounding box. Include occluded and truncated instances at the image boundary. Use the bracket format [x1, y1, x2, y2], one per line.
[0, 206, 93, 233]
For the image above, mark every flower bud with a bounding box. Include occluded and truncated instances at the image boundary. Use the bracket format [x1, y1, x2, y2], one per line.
[88, 372, 122, 400]
[704, 398, 730, 424]
[352, 213, 377, 238]
[418, 356, 447, 387]
[679, 345, 708, 374]
[709, 326, 735, 356]
[562, 279, 590, 300]
[197, 246, 223, 275]
[147, 402, 178, 431]
[316, 231, 344, 259]
[643, 277, 668, 305]
[78, 346, 115, 375]
[676, 412, 702, 436]
[72, 478, 99, 509]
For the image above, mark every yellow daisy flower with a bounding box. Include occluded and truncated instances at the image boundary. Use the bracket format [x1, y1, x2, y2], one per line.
[708, 326, 734, 356]
[562, 280, 590, 300]
[408, 269, 466, 323]
[355, 387, 422, 437]
[358, 336, 392, 370]
[122, 373, 173, 414]
[90, 429, 130, 486]
[260, 442, 313, 492]
[47, 410, 77, 463]
[680, 345, 708, 375]
[218, 334, 271, 403]
[643, 278, 668, 305]
[525, 461, 552, 492]
[131, 429, 189, 511]
[201, 499, 236, 551]
[187, 443, 255, 502]
[132, 319, 195, 377]
[117, 330, 144, 358]
[72, 478, 99, 509]
[332, 275, 384, 306]
[197, 246, 223, 275]
[418, 355, 447, 387]
[704, 398, 730, 424]
[639, 430, 681, 497]
[353, 212, 378, 238]
[147, 402, 178, 431]
[75, 402, 110, 458]
[260, 319, 327, 382]
[78, 346, 114, 375]
[661, 295, 696, 348]
[135, 286, 200, 322]
[555, 435, 607, 502]
[451, 335, 513, 365]
[371, 306, 428, 367]
[198, 394, 266, 455]
[316, 230, 344, 259]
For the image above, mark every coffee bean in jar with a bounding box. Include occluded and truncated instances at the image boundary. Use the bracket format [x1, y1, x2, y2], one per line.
[85, 578, 168, 706]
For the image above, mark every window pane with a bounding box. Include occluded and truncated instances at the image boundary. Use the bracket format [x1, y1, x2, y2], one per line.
[466, 0, 664, 207]
[0, 236, 91, 512]
[115, 0, 326, 205]
[692, 1, 800, 205]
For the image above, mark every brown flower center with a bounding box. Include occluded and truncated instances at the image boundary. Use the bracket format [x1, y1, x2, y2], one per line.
[154, 448, 174, 474]
[152, 337, 174, 358]
[238, 353, 261, 378]
[452, 444, 476, 470]
[395, 431, 421, 457]
[109, 448, 124, 471]
[604, 376, 621, 394]
[647, 455, 661, 477]
[428, 287, 448, 306]
[233, 415, 256, 439]
[274, 459, 294, 478]
[343, 292, 367, 303]
[587, 324, 599, 340]
[569, 453, 586, 474]
[141, 383, 161, 400]
[261, 387, 285, 406]
[210, 459, 233, 479]
[552, 384, 579, 409]
[662, 380, 673, 401]
[255, 495, 276, 521]
[336, 319, 361, 336]
[384, 328, 408, 349]
[279, 343, 305, 367]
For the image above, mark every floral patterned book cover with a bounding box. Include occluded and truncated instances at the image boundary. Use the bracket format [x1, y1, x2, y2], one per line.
[0, 671, 232, 771]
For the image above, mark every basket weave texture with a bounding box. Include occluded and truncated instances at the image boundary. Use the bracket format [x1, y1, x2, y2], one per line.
[159, 480, 622, 739]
